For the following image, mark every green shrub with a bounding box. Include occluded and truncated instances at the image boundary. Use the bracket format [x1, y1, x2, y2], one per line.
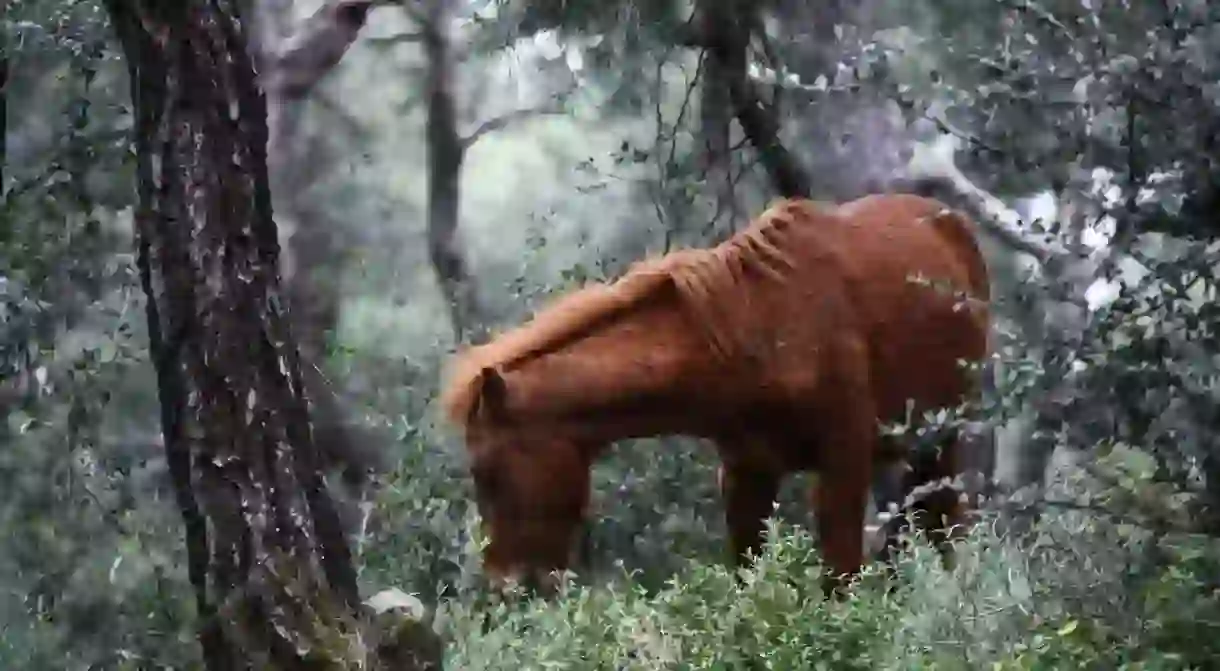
[406, 507, 1220, 670]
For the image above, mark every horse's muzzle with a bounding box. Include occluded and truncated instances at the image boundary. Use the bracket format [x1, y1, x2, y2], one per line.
[484, 564, 563, 598]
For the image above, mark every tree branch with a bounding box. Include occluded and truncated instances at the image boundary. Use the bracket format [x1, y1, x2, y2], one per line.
[903, 133, 1067, 265]
[460, 97, 570, 151]
[264, 0, 377, 101]
[724, 74, 810, 198]
[1092, 83, 1144, 283]
[312, 90, 374, 146]
[364, 32, 424, 49]
[691, 0, 812, 199]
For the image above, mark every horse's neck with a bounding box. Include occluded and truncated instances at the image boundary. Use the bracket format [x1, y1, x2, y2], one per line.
[501, 304, 715, 441]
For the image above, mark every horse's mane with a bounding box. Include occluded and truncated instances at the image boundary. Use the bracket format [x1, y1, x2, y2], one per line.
[439, 198, 824, 427]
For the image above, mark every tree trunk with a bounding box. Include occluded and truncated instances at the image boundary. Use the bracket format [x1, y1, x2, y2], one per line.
[418, 0, 487, 345]
[103, 3, 441, 668]
[684, 1, 810, 199]
[695, 0, 748, 228]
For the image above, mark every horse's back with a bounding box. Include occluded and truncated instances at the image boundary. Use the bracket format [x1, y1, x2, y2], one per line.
[825, 193, 988, 296]
[787, 194, 991, 419]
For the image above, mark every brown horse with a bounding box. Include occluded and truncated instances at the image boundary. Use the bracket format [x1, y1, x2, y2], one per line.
[439, 193, 991, 594]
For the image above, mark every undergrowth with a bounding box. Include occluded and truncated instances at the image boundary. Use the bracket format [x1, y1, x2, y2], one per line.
[367, 476, 1220, 670]
[463, 518, 1219, 669]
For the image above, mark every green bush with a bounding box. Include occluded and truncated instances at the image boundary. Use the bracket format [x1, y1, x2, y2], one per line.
[399, 509, 1220, 670]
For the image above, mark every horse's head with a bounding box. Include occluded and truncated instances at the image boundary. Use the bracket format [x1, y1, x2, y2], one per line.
[459, 366, 593, 593]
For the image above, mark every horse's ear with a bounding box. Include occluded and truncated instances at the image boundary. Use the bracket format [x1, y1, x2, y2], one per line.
[471, 366, 508, 420]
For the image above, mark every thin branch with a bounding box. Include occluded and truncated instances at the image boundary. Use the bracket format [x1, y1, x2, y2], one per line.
[750, 22, 786, 116]
[311, 90, 373, 146]
[652, 57, 677, 245]
[1000, 0, 1076, 40]
[364, 32, 424, 49]
[460, 97, 571, 150]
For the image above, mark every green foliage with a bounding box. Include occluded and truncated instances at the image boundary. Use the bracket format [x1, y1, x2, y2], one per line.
[1, 3, 200, 668]
[434, 515, 1220, 670]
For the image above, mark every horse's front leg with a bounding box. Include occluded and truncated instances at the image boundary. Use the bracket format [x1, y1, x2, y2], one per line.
[717, 460, 781, 572]
[813, 471, 871, 596]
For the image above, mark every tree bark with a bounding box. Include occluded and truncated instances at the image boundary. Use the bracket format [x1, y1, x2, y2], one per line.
[683, 2, 811, 199]
[417, 0, 486, 345]
[693, 0, 751, 229]
[408, 0, 573, 344]
[103, 3, 441, 668]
